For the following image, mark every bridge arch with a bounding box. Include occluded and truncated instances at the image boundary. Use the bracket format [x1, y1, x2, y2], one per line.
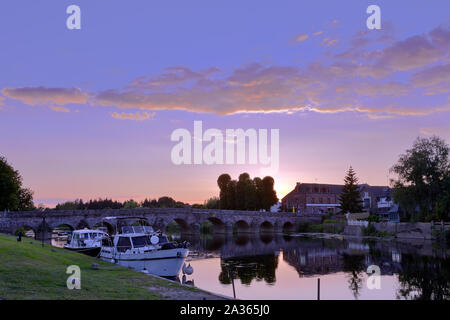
[282, 222, 295, 233]
[14, 225, 36, 239]
[36, 221, 53, 241]
[205, 216, 226, 233]
[76, 219, 90, 230]
[234, 220, 250, 233]
[101, 220, 116, 235]
[51, 223, 75, 231]
[166, 218, 190, 233]
[260, 221, 274, 233]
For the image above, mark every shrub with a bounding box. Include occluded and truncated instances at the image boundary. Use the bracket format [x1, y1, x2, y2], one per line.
[362, 223, 378, 237]
[309, 224, 323, 233]
[297, 222, 311, 232]
[367, 215, 380, 222]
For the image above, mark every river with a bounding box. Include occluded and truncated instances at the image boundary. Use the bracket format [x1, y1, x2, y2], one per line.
[51, 230, 449, 300]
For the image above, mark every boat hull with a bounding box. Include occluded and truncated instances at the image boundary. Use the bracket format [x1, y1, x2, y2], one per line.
[101, 248, 189, 277]
[65, 246, 101, 257]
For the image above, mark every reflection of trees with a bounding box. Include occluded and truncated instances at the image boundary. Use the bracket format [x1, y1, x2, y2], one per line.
[219, 254, 279, 285]
[342, 253, 365, 299]
[397, 254, 450, 300]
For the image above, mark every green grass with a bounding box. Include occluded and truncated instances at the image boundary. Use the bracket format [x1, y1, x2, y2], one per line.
[0, 233, 203, 300]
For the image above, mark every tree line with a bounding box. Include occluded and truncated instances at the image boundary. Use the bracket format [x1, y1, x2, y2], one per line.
[217, 173, 278, 211]
[54, 196, 188, 210]
[54, 196, 220, 210]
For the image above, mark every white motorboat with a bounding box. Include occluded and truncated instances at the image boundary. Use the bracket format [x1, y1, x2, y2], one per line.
[64, 229, 108, 257]
[100, 217, 189, 277]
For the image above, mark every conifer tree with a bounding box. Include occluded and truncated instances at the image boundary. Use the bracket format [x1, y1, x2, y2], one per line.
[339, 166, 363, 213]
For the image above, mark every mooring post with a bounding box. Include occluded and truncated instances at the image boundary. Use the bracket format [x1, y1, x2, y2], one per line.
[229, 268, 236, 299]
[317, 278, 320, 300]
[42, 216, 46, 247]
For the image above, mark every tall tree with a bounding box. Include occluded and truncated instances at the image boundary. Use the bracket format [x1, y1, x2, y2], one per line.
[217, 173, 278, 211]
[226, 180, 237, 209]
[253, 177, 264, 210]
[261, 176, 278, 211]
[217, 174, 231, 209]
[236, 173, 257, 210]
[391, 136, 450, 221]
[339, 166, 363, 213]
[0, 156, 34, 211]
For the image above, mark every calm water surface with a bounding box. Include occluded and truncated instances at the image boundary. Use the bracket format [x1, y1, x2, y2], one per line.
[177, 233, 449, 300]
[51, 231, 449, 300]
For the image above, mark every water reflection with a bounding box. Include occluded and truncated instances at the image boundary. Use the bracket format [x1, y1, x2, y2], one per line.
[219, 254, 279, 285]
[397, 254, 450, 300]
[179, 233, 449, 300]
[51, 229, 449, 300]
[342, 254, 365, 299]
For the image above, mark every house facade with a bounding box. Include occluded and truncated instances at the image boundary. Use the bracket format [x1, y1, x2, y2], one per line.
[282, 182, 398, 217]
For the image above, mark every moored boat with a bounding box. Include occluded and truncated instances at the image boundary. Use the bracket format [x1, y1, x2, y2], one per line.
[64, 229, 107, 257]
[100, 217, 189, 277]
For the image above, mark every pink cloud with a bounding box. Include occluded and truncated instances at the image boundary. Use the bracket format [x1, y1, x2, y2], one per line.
[111, 111, 156, 121]
[1, 87, 88, 106]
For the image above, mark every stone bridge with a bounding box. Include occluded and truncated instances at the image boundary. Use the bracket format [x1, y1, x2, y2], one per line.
[0, 208, 321, 238]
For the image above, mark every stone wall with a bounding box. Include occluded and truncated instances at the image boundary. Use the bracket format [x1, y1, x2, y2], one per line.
[372, 222, 432, 240]
[343, 222, 433, 240]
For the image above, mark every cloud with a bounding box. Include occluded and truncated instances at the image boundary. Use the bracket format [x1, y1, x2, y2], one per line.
[295, 34, 308, 42]
[111, 111, 155, 121]
[372, 26, 450, 72]
[321, 37, 339, 47]
[412, 63, 450, 87]
[50, 106, 70, 113]
[1, 87, 88, 106]
[420, 125, 450, 136]
[313, 31, 323, 36]
[2, 24, 449, 120]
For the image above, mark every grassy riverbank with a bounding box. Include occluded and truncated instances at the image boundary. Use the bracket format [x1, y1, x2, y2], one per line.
[0, 233, 225, 300]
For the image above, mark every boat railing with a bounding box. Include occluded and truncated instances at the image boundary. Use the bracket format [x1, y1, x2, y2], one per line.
[120, 225, 154, 234]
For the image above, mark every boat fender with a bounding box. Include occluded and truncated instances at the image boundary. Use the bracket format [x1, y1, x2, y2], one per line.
[150, 235, 159, 245]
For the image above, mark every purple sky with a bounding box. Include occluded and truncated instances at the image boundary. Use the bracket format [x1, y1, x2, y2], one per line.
[0, 1, 449, 206]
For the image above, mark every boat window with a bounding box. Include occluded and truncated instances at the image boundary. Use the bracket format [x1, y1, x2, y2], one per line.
[117, 237, 132, 252]
[143, 226, 154, 233]
[158, 236, 169, 244]
[121, 226, 133, 234]
[102, 237, 112, 247]
[131, 236, 150, 248]
[73, 233, 80, 240]
[133, 226, 144, 233]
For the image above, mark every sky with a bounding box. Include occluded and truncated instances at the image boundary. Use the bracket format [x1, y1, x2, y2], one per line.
[0, 0, 449, 206]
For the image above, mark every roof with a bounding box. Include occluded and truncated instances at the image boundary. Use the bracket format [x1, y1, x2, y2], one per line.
[282, 182, 390, 201]
[73, 229, 107, 234]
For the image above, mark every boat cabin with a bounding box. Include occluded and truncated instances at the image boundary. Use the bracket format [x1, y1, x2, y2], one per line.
[103, 234, 170, 252]
[67, 229, 107, 247]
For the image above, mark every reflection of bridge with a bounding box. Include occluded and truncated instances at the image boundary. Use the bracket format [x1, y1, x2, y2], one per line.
[0, 208, 321, 238]
[185, 234, 305, 259]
